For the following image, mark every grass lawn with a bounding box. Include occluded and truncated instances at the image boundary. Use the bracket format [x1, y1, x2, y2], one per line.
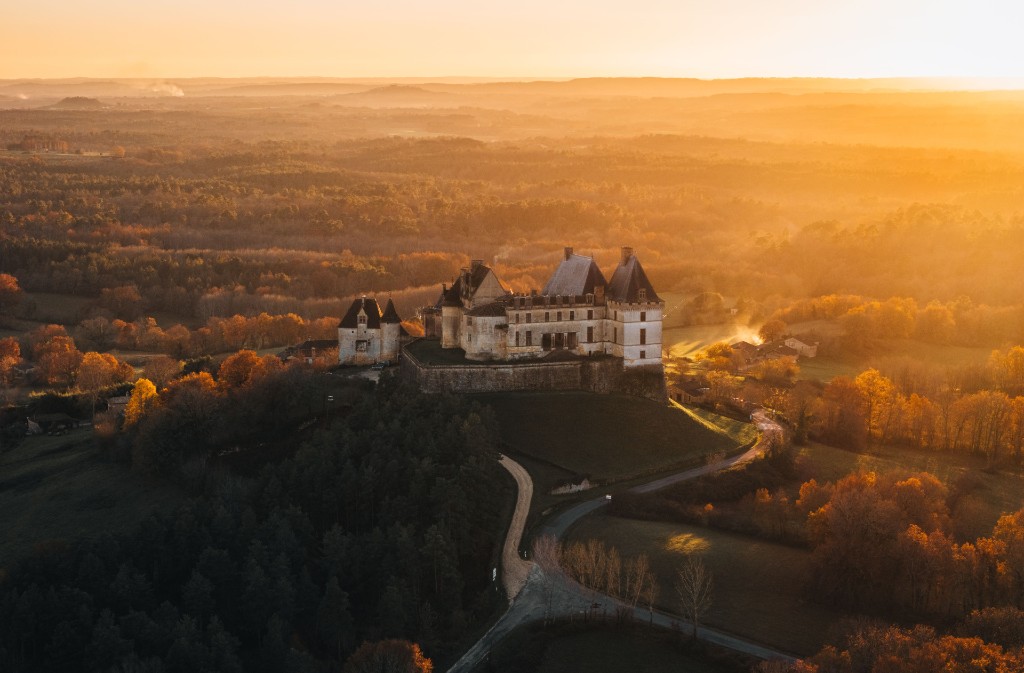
[569, 514, 845, 656]
[0, 429, 185, 570]
[481, 620, 748, 673]
[796, 357, 860, 382]
[481, 392, 755, 485]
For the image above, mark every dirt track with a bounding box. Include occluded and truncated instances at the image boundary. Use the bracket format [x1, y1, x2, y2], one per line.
[498, 454, 534, 601]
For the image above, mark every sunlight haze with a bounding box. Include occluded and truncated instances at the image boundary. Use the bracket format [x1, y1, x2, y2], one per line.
[4, 0, 1024, 78]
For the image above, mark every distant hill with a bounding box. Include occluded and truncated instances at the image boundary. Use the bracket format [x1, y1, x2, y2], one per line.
[333, 85, 456, 108]
[47, 96, 106, 110]
[206, 82, 371, 96]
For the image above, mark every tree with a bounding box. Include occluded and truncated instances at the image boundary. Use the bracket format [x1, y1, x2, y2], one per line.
[0, 273, 21, 319]
[35, 336, 83, 388]
[143, 355, 182, 389]
[78, 351, 134, 417]
[0, 337, 20, 385]
[343, 639, 432, 673]
[123, 378, 160, 428]
[758, 319, 787, 344]
[674, 556, 713, 639]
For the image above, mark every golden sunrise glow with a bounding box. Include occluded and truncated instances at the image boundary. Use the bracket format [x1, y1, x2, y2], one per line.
[4, 0, 1024, 79]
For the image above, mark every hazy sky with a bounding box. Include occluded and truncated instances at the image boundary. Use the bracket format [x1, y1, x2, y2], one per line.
[4, 0, 1024, 79]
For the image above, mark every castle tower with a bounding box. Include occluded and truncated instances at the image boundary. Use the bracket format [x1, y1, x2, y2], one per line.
[380, 298, 403, 362]
[604, 246, 663, 368]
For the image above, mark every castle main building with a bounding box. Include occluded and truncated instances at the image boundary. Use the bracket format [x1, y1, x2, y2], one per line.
[421, 246, 663, 368]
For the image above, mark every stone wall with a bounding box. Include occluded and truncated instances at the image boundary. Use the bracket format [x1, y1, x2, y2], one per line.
[400, 340, 666, 400]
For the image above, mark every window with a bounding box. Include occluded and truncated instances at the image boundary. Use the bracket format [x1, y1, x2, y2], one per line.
[556, 311, 562, 321]
[358, 314, 366, 325]
[515, 331, 520, 346]
[568, 332, 577, 348]
[526, 312, 532, 323]
[587, 326, 594, 342]
[356, 340, 368, 352]
[515, 313, 520, 324]
[466, 317, 473, 326]
[640, 328, 647, 345]
[640, 311, 646, 322]
[586, 293, 594, 304]
[526, 331, 532, 346]
[569, 310, 575, 320]
[614, 311, 618, 320]
[639, 289, 647, 302]
[542, 333, 552, 351]
[640, 350, 646, 359]
[544, 311, 550, 322]
[587, 309, 593, 320]
[613, 327, 617, 343]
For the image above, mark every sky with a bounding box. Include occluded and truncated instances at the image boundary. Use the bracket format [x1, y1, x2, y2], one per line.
[4, 0, 1024, 79]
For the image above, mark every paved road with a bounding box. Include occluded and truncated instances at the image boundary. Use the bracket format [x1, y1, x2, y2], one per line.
[447, 409, 793, 672]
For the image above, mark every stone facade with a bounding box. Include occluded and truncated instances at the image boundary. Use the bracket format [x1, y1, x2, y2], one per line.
[337, 296, 408, 365]
[422, 246, 665, 370]
[400, 341, 666, 400]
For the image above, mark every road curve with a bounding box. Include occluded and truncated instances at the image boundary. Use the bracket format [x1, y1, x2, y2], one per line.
[497, 454, 534, 601]
[448, 409, 793, 672]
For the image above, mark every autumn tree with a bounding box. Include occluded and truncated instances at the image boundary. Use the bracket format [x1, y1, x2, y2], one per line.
[758, 318, 787, 344]
[98, 285, 144, 320]
[123, 378, 159, 428]
[35, 335, 83, 388]
[674, 556, 713, 639]
[0, 337, 20, 385]
[143, 355, 182, 389]
[78, 351, 134, 416]
[0, 273, 22, 319]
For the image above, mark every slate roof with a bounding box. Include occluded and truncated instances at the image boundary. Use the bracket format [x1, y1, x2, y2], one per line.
[607, 253, 660, 303]
[542, 253, 608, 297]
[466, 301, 509, 317]
[441, 280, 463, 307]
[338, 297, 382, 329]
[380, 298, 402, 323]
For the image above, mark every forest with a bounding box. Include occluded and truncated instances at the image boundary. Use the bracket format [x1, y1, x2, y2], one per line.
[0, 376, 507, 672]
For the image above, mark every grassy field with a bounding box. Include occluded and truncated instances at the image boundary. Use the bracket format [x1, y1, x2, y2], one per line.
[481, 392, 755, 485]
[22, 292, 93, 325]
[481, 620, 748, 673]
[569, 514, 845, 656]
[0, 429, 184, 570]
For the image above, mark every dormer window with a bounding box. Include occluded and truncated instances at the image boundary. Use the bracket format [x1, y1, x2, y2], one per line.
[586, 293, 594, 305]
[358, 314, 366, 325]
[638, 289, 647, 302]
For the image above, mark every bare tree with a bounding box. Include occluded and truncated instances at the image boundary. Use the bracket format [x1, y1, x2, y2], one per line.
[640, 569, 660, 624]
[531, 535, 562, 622]
[675, 556, 714, 639]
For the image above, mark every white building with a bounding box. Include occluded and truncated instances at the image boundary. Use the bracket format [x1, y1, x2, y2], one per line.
[338, 297, 407, 365]
[421, 246, 663, 368]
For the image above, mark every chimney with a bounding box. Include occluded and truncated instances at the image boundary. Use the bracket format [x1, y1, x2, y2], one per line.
[620, 246, 634, 264]
[564, 246, 573, 261]
[471, 259, 483, 271]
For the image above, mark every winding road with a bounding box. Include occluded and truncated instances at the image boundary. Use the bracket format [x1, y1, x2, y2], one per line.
[447, 409, 793, 673]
